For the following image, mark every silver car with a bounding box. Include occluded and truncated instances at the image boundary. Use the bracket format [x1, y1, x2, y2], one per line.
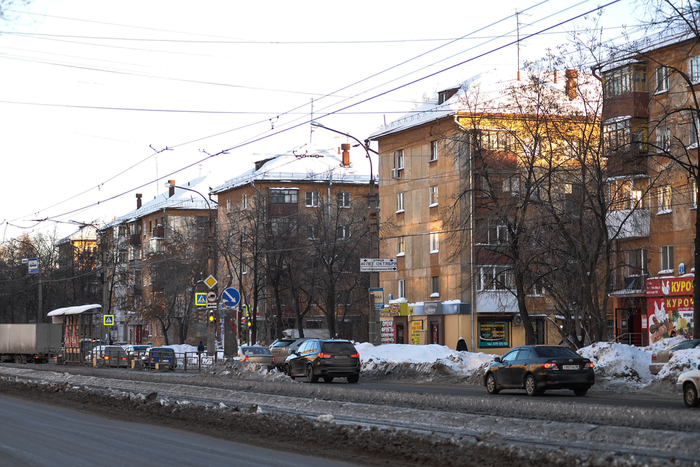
[650, 339, 700, 375]
[677, 365, 700, 407]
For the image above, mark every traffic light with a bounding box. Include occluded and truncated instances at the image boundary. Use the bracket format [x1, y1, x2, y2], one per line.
[208, 309, 215, 325]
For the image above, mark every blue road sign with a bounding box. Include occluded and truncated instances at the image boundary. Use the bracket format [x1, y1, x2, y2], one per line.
[195, 292, 207, 307]
[103, 315, 114, 325]
[222, 288, 240, 307]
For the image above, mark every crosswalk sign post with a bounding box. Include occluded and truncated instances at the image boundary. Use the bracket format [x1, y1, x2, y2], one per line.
[195, 293, 207, 307]
[103, 315, 115, 326]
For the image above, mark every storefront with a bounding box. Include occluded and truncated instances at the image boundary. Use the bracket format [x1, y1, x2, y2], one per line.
[646, 276, 694, 344]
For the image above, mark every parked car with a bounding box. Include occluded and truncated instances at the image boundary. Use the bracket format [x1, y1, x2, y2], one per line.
[123, 344, 149, 362]
[677, 364, 700, 407]
[650, 339, 700, 375]
[284, 339, 360, 384]
[237, 345, 275, 370]
[101, 345, 129, 367]
[484, 345, 595, 397]
[270, 338, 307, 369]
[144, 347, 176, 370]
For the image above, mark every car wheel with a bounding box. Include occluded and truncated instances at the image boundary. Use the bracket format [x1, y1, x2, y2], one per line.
[323, 377, 334, 383]
[684, 384, 700, 407]
[573, 387, 588, 397]
[347, 374, 359, 384]
[525, 374, 541, 396]
[485, 373, 500, 394]
[306, 364, 319, 383]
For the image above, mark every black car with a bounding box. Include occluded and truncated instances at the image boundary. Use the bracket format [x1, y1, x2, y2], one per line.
[484, 345, 594, 396]
[284, 339, 360, 384]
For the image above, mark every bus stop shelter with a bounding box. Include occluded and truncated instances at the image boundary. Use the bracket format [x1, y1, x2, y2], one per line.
[47, 304, 101, 365]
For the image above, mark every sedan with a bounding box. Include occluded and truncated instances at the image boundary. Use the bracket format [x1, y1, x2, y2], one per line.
[270, 338, 307, 370]
[677, 365, 700, 407]
[484, 345, 595, 397]
[237, 345, 275, 370]
[650, 339, 700, 375]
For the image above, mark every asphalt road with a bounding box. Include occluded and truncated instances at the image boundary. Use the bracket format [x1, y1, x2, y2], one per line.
[0, 394, 361, 467]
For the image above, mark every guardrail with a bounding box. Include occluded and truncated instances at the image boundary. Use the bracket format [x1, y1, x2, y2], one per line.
[89, 350, 225, 372]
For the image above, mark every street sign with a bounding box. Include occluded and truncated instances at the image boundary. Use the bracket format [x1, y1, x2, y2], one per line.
[204, 275, 218, 289]
[222, 288, 240, 307]
[103, 315, 115, 326]
[360, 258, 398, 272]
[195, 292, 207, 307]
[207, 291, 217, 302]
[27, 258, 38, 274]
[369, 288, 384, 310]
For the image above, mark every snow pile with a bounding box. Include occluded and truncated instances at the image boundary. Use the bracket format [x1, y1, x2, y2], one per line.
[579, 342, 653, 385]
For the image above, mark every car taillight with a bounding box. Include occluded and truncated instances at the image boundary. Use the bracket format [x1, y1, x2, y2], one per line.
[104, 356, 110, 360]
[351, 353, 359, 358]
[318, 353, 331, 359]
[542, 362, 558, 370]
[243, 356, 249, 362]
[584, 362, 594, 369]
[272, 356, 275, 363]
[651, 354, 657, 362]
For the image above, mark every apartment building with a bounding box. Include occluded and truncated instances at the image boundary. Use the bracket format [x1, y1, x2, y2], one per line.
[601, 32, 700, 346]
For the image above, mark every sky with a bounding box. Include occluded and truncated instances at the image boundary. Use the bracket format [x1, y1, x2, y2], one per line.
[0, 0, 640, 243]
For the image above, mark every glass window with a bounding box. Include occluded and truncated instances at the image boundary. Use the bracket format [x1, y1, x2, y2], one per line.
[307, 224, 317, 240]
[603, 65, 647, 98]
[430, 232, 439, 253]
[337, 192, 351, 208]
[430, 140, 438, 161]
[305, 191, 319, 207]
[655, 66, 669, 93]
[691, 56, 700, 83]
[242, 194, 248, 210]
[429, 186, 438, 206]
[336, 225, 350, 240]
[656, 125, 670, 152]
[394, 149, 405, 169]
[658, 185, 672, 212]
[603, 118, 647, 155]
[398, 279, 405, 299]
[690, 118, 700, 147]
[609, 179, 646, 211]
[396, 192, 405, 212]
[270, 189, 298, 204]
[628, 249, 647, 276]
[661, 245, 674, 272]
[431, 276, 440, 296]
[692, 179, 698, 208]
[226, 198, 231, 213]
[397, 236, 405, 255]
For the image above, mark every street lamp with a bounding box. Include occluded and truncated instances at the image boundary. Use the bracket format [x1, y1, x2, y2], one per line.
[310, 122, 380, 345]
[164, 181, 217, 355]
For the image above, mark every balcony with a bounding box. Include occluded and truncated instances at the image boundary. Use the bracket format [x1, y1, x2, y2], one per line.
[606, 209, 650, 239]
[130, 234, 142, 246]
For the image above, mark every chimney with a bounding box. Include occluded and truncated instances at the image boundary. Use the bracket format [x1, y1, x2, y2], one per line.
[136, 193, 142, 209]
[341, 144, 351, 167]
[565, 69, 578, 100]
[168, 180, 175, 197]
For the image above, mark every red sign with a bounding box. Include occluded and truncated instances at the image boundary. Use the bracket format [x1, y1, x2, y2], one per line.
[646, 277, 694, 296]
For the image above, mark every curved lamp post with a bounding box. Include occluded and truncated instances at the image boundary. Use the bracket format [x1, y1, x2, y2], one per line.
[310, 122, 380, 345]
[164, 181, 217, 355]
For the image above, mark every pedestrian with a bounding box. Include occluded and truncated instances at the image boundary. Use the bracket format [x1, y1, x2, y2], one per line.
[197, 341, 204, 353]
[456, 337, 468, 352]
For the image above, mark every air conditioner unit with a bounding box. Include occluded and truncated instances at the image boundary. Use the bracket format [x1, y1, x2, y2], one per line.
[513, 315, 523, 326]
[391, 168, 402, 179]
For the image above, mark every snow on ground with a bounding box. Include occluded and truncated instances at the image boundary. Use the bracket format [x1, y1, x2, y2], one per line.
[168, 338, 700, 389]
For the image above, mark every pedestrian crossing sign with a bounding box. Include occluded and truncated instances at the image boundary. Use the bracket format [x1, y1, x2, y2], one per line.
[103, 315, 115, 326]
[195, 292, 207, 307]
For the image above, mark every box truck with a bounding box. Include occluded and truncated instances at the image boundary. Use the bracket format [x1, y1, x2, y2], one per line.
[0, 323, 62, 364]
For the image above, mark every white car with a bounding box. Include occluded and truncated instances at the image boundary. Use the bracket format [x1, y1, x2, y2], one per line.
[676, 365, 700, 407]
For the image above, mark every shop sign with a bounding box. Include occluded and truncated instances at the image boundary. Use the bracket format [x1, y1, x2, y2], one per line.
[424, 301, 441, 315]
[646, 276, 694, 296]
[479, 321, 509, 348]
[410, 320, 422, 345]
[381, 318, 395, 344]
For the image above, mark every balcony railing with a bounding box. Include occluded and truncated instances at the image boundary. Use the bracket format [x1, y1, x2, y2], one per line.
[606, 209, 650, 239]
[130, 234, 142, 246]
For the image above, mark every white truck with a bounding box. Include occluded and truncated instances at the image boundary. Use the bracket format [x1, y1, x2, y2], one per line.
[0, 323, 62, 364]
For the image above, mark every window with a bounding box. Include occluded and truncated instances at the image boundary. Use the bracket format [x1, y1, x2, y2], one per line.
[396, 192, 405, 212]
[305, 191, 319, 207]
[241, 226, 248, 243]
[431, 276, 440, 297]
[627, 249, 647, 277]
[660, 245, 674, 272]
[479, 266, 513, 291]
[502, 176, 520, 196]
[658, 185, 672, 212]
[397, 236, 405, 256]
[691, 56, 700, 83]
[398, 279, 406, 299]
[690, 118, 700, 147]
[336, 225, 350, 240]
[430, 232, 439, 253]
[429, 186, 438, 206]
[307, 224, 317, 240]
[226, 198, 231, 213]
[603, 118, 647, 154]
[241, 262, 247, 274]
[430, 140, 439, 161]
[242, 194, 248, 210]
[337, 192, 351, 208]
[609, 179, 646, 210]
[472, 130, 516, 152]
[528, 282, 545, 297]
[603, 65, 647, 98]
[656, 124, 670, 152]
[655, 66, 669, 93]
[394, 149, 405, 169]
[269, 189, 297, 204]
[692, 179, 698, 208]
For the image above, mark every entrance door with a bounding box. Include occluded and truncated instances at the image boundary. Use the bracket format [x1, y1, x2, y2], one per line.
[396, 323, 405, 344]
[430, 323, 439, 344]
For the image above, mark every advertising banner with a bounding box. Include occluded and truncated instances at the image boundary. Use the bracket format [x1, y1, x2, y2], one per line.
[646, 277, 694, 343]
[479, 321, 509, 348]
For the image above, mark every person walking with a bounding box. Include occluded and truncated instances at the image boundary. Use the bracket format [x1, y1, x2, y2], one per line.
[456, 337, 468, 352]
[197, 341, 204, 353]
